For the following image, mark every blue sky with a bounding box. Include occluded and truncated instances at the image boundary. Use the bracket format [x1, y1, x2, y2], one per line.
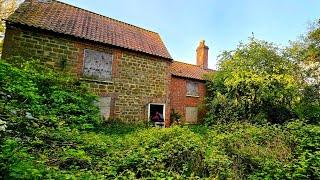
[61, 0, 320, 69]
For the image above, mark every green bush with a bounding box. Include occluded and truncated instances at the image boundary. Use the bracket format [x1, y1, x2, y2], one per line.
[285, 121, 320, 179]
[0, 58, 101, 179]
[295, 86, 320, 124]
[0, 58, 100, 134]
[170, 109, 182, 125]
[205, 123, 294, 179]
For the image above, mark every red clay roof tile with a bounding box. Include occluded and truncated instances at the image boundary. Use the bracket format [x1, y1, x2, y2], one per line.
[171, 61, 214, 81]
[7, 0, 172, 59]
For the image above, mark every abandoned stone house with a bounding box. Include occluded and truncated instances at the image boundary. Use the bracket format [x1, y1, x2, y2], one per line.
[2, 0, 213, 127]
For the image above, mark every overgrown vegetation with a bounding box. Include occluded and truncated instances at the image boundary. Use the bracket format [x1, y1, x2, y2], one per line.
[0, 20, 319, 179]
[205, 38, 301, 125]
[205, 22, 320, 126]
[203, 20, 320, 179]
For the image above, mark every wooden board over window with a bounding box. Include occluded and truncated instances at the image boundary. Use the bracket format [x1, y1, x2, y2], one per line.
[83, 49, 112, 81]
[185, 107, 198, 124]
[186, 81, 199, 96]
[99, 97, 112, 120]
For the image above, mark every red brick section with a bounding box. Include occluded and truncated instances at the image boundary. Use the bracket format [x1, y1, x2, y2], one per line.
[7, 0, 172, 60]
[170, 76, 207, 124]
[169, 60, 214, 125]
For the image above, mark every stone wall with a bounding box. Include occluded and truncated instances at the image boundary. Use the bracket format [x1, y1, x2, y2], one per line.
[3, 25, 171, 125]
[2, 25, 79, 75]
[170, 76, 206, 123]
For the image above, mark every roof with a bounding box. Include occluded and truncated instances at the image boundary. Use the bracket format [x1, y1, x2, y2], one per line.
[7, 0, 172, 60]
[170, 61, 214, 81]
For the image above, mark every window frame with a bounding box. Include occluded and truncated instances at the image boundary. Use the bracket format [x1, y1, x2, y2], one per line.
[82, 49, 114, 82]
[186, 81, 199, 97]
[148, 103, 166, 126]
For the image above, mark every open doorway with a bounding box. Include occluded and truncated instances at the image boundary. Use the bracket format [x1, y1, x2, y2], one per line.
[148, 103, 165, 128]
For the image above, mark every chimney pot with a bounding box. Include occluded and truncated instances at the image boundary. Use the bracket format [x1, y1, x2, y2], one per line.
[196, 40, 209, 69]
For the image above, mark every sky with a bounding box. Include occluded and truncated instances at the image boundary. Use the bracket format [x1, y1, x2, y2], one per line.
[61, 0, 320, 69]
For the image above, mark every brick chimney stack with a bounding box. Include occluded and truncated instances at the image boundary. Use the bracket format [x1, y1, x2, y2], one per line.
[196, 40, 209, 69]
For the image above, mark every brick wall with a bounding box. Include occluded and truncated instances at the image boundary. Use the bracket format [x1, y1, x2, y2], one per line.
[170, 76, 206, 123]
[2, 25, 171, 125]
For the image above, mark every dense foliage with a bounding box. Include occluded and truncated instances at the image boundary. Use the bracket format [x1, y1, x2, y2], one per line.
[0, 58, 319, 179]
[205, 38, 302, 125]
[287, 21, 320, 124]
[1, 20, 320, 179]
[205, 35, 320, 126]
[201, 21, 320, 179]
[0, 58, 101, 178]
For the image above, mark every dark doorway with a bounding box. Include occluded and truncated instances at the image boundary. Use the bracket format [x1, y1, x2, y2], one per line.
[148, 103, 165, 128]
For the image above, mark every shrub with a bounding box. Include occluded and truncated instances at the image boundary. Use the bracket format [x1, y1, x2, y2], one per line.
[295, 85, 320, 124]
[170, 109, 182, 125]
[285, 121, 320, 179]
[205, 122, 293, 179]
[0, 58, 100, 134]
[0, 58, 101, 179]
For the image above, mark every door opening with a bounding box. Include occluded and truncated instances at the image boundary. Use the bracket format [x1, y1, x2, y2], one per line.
[148, 103, 165, 128]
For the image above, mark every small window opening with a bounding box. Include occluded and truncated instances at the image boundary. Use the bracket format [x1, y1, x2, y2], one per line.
[148, 103, 165, 128]
[187, 81, 199, 96]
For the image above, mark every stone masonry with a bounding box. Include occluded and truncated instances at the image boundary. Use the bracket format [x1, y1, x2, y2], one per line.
[3, 25, 171, 125]
[3, 25, 79, 74]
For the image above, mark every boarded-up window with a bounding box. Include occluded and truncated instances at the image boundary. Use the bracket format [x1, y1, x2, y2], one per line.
[186, 81, 198, 96]
[185, 107, 198, 124]
[83, 49, 112, 81]
[98, 97, 112, 120]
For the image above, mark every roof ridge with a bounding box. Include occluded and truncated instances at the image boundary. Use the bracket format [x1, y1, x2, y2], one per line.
[173, 60, 215, 71]
[38, 0, 159, 35]
[173, 60, 200, 67]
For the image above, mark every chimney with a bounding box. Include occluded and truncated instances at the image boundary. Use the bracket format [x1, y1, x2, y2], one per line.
[196, 40, 209, 69]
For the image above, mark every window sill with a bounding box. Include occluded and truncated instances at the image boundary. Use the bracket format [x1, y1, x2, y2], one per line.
[80, 78, 114, 84]
[186, 95, 200, 98]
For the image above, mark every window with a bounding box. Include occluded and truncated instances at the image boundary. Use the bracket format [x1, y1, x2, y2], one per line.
[98, 97, 112, 120]
[83, 49, 113, 81]
[185, 107, 198, 124]
[186, 81, 198, 96]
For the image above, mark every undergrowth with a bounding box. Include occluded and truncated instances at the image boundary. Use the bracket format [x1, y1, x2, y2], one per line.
[0, 59, 319, 179]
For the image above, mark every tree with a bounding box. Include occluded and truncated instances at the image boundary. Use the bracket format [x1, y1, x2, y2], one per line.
[0, 0, 20, 29]
[205, 38, 302, 125]
[287, 20, 320, 123]
[0, 0, 21, 56]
